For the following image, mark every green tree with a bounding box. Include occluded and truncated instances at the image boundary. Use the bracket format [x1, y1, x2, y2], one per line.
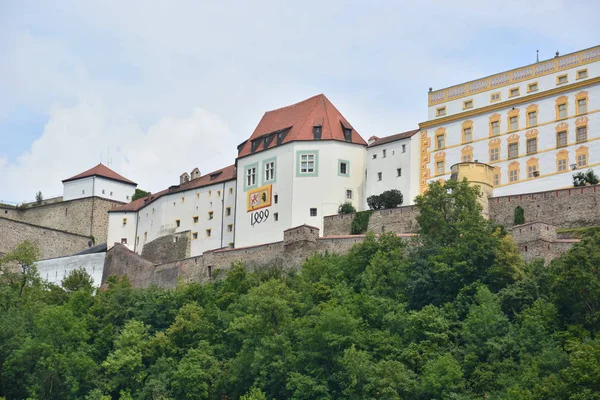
[35, 191, 44, 204]
[132, 189, 150, 201]
[338, 201, 357, 214]
[573, 169, 600, 187]
[62, 268, 95, 294]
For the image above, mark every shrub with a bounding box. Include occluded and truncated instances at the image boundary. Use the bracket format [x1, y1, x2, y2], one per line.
[573, 169, 599, 187]
[351, 211, 372, 234]
[338, 202, 356, 214]
[35, 191, 43, 204]
[367, 190, 404, 210]
[514, 206, 525, 225]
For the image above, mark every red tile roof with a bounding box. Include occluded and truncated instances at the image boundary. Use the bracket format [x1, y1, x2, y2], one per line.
[62, 163, 137, 185]
[368, 129, 419, 148]
[110, 164, 236, 213]
[237, 94, 367, 158]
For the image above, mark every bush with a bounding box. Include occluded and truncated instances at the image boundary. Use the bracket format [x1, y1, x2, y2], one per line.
[338, 202, 356, 214]
[514, 206, 525, 225]
[351, 211, 372, 234]
[35, 191, 43, 204]
[573, 169, 599, 187]
[367, 190, 403, 210]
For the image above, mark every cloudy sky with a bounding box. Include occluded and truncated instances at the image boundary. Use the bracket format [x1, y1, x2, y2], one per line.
[1, 0, 599, 203]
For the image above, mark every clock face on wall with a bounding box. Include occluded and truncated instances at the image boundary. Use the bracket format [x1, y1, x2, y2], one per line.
[246, 184, 272, 212]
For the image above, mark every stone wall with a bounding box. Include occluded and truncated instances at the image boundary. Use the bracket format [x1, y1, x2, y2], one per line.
[488, 184, 600, 229]
[0, 196, 123, 243]
[141, 231, 191, 264]
[510, 221, 579, 263]
[102, 244, 164, 288]
[323, 205, 420, 236]
[0, 217, 92, 259]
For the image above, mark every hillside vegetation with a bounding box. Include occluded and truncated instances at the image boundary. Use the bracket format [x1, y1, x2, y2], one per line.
[1, 179, 599, 399]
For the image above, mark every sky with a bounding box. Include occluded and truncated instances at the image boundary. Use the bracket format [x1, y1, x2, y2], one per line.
[1, 0, 599, 203]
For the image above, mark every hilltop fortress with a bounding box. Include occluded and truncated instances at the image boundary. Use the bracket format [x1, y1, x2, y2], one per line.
[2, 45, 599, 287]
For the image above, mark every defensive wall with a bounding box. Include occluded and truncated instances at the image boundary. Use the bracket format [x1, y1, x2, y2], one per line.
[141, 231, 191, 264]
[0, 217, 93, 260]
[0, 196, 124, 244]
[324, 184, 600, 236]
[510, 221, 579, 263]
[102, 225, 418, 288]
[36, 252, 106, 288]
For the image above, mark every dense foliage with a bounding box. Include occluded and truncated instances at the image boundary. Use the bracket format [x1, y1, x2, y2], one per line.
[1, 179, 600, 399]
[367, 189, 404, 210]
[351, 210, 372, 234]
[132, 189, 150, 201]
[573, 169, 600, 187]
[338, 202, 357, 214]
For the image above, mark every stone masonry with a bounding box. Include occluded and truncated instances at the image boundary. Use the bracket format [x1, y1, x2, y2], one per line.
[324, 205, 419, 236]
[141, 231, 191, 264]
[510, 221, 579, 263]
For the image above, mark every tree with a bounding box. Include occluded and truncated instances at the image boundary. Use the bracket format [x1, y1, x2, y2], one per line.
[35, 191, 44, 204]
[132, 189, 150, 201]
[573, 169, 600, 186]
[62, 268, 94, 294]
[367, 194, 385, 210]
[338, 202, 356, 214]
[514, 205, 525, 225]
[367, 190, 404, 210]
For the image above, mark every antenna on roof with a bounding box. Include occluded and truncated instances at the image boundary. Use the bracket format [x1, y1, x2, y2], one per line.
[536, 49, 539, 63]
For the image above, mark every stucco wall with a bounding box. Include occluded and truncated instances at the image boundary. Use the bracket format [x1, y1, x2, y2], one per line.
[0, 196, 123, 244]
[36, 253, 106, 287]
[141, 231, 191, 264]
[323, 205, 420, 236]
[488, 184, 600, 228]
[0, 217, 92, 260]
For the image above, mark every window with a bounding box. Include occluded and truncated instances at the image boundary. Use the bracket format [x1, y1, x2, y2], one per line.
[436, 134, 445, 149]
[577, 98, 588, 114]
[192, 232, 198, 239]
[208, 190, 212, 197]
[208, 211, 214, 220]
[227, 224, 233, 232]
[245, 165, 257, 188]
[490, 115, 500, 136]
[206, 229, 212, 237]
[122, 218, 127, 225]
[274, 212, 279, 221]
[576, 146, 589, 167]
[527, 159, 539, 178]
[556, 74, 568, 84]
[121, 238, 127, 245]
[436, 161, 445, 175]
[229, 187, 233, 194]
[461, 145, 473, 162]
[462, 153, 473, 162]
[526, 138, 537, 155]
[297, 151, 318, 176]
[557, 158, 567, 172]
[208, 266, 212, 278]
[264, 160, 275, 181]
[577, 69, 588, 79]
[226, 207, 231, 216]
[509, 87, 520, 97]
[528, 111, 537, 127]
[577, 126, 587, 143]
[126, 195, 129, 200]
[193, 216, 199, 223]
[196, 193, 200, 199]
[343, 128, 352, 142]
[144, 232, 147, 241]
[463, 127, 472, 143]
[493, 173, 500, 186]
[509, 116, 518, 131]
[490, 92, 501, 102]
[372, 154, 377, 159]
[274, 194, 278, 204]
[436, 107, 446, 116]
[508, 143, 519, 159]
[339, 160, 349, 177]
[557, 131, 567, 147]
[110, 192, 113, 196]
[217, 190, 221, 197]
[528, 82, 538, 92]
[310, 208, 317, 217]
[346, 189, 353, 199]
[102, 189, 105, 194]
[463, 100, 473, 109]
[402, 144, 406, 153]
[557, 151, 568, 172]
[490, 146, 499, 162]
[175, 219, 181, 227]
[377, 172, 382, 181]
[382, 149, 387, 158]
[313, 126, 322, 140]
[557, 103, 567, 119]
[509, 163, 519, 182]
[82, 190, 85, 195]
[396, 168, 402, 177]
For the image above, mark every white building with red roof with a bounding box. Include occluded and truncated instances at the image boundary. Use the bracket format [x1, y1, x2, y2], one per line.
[62, 163, 137, 203]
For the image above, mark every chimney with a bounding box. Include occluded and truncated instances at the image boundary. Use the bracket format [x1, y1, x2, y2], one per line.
[180, 172, 190, 185]
[368, 136, 379, 146]
[191, 167, 201, 180]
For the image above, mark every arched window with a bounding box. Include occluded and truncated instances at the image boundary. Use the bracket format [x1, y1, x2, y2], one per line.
[508, 161, 520, 183]
[489, 113, 501, 136]
[462, 120, 474, 144]
[576, 146, 589, 168]
[526, 104, 539, 128]
[507, 108, 520, 132]
[489, 138, 501, 163]
[526, 157, 539, 179]
[461, 145, 473, 162]
[555, 96, 568, 120]
[556, 150, 569, 172]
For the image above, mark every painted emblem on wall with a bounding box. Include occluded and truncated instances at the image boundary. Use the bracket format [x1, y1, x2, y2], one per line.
[246, 184, 272, 212]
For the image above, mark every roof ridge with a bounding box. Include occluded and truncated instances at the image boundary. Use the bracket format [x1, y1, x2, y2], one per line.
[291, 94, 323, 142]
[264, 93, 324, 114]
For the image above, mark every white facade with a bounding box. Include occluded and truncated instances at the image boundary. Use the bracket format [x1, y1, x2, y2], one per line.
[36, 252, 106, 288]
[234, 141, 366, 248]
[63, 176, 136, 203]
[365, 134, 421, 206]
[422, 46, 600, 196]
[107, 179, 236, 257]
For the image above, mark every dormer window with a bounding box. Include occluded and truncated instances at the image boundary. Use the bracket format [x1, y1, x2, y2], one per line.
[250, 140, 260, 153]
[313, 126, 322, 140]
[343, 128, 352, 142]
[210, 171, 222, 181]
[264, 135, 274, 148]
[276, 128, 290, 145]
